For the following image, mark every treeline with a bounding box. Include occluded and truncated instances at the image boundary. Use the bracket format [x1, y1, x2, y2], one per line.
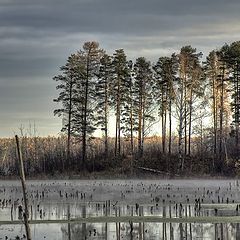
[0, 134, 230, 176]
[2, 41, 240, 177]
[50, 40, 240, 176]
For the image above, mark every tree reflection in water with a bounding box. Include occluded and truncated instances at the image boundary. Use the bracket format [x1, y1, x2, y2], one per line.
[60, 221, 238, 240]
[61, 223, 96, 240]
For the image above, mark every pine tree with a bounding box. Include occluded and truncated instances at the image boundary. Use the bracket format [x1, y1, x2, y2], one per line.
[175, 46, 202, 171]
[187, 59, 205, 156]
[95, 54, 112, 160]
[221, 42, 240, 154]
[167, 54, 178, 155]
[153, 57, 169, 155]
[214, 47, 231, 172]
[53, 53, 80, 170]
[76, 42, 104, 169]
[133, 57, 155, 158]
[205, 50, 220, 170]
[121, 60, 136, 155]
[111, 49, 130, 158]
[153, 55, 177, 156]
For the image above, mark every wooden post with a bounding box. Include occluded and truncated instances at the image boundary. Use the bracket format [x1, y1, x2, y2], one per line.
[169, 204, 173, 240]
[82, 204, 86, 238]
[15, 135, 31, 240]
[189, 205, 192, 240]
[105, 201, 108, 240]
[11, 204, 13, 221]
[139, 206, 142, 240]
[67, 205, 71, 240]
[30, 205, 33, 220]
[115, 208, 119, 240]
[118, 207, 120, 238]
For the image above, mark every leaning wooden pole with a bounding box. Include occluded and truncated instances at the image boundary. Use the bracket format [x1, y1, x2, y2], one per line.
[15, 135, 32, 240]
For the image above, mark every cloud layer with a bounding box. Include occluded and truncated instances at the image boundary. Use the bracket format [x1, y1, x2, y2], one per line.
[1, 0, 240, 136]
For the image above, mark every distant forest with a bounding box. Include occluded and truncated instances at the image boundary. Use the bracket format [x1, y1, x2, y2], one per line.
[1, 41, 240, 177]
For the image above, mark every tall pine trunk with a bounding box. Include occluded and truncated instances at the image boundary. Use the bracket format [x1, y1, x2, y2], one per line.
[161, 108, 166, 154]
[219, 65, 225, 172]
[129, 80, 134, 155]
[130, 104, 134, 155]
[138, 78, 143, 158]
[115, 77, 121, 157]
[168, 98, 172, 155]
[161, 85, 166, 154]
[213, 74, 217, 171]
[117, 77, 121, 157]
[234, 62, 239, 151]
[138, 106, 143, 157]
[67, 78, 73, 170]
[184, 75, 187, 156]
[104, 78, 109, 159]
[82, 56, 90, 170]
[115, 116, 118, 157]
[188, 88, 193, 156]
[178, 84, 184, 171]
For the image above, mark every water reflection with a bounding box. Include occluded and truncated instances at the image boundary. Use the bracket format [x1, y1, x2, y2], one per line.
[0, 223, 238, 240]
[0, 179, 240, 239]
[59, 222, 238, 240]
[17, 222, 229, 240]
[7, 202, 240, 221]
[1, 201, 240, 239]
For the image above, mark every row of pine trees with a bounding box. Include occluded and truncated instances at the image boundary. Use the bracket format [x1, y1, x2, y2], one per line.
[53, 41, 240, 174]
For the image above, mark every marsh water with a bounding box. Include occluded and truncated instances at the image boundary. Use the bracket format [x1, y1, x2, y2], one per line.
[0, 179, 240, 239]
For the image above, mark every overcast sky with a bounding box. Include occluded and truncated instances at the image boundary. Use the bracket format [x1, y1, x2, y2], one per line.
[1, 0, 240, 137]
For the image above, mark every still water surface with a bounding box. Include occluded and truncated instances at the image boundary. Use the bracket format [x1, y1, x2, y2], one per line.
[0, 179, 239, 239]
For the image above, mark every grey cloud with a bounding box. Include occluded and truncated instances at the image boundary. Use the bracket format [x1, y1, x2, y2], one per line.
[0, 0, 239, 35]
[0, 0, 240, 136]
